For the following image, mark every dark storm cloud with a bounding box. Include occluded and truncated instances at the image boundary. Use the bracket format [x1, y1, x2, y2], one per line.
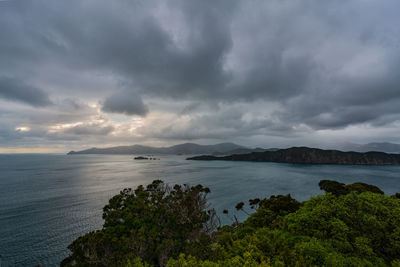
[0, 0, 236, 100]
[102, 90, 148, 116]
[0, 77, 52, 107]
[1, 0, 400, 148]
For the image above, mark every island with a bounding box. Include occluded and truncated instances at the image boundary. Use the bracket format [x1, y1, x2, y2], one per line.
[187, 146, 400, 165]
[134, 156, 160, 160]
[134, 156, 149, 160]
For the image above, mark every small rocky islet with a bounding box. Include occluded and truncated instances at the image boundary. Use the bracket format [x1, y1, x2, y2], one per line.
[134, 156, 160, 160]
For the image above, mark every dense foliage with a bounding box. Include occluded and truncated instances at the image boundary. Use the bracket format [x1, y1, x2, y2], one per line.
[318, 179, 384, 196]
[61, 180, 218, 266]
[62, 179, 400, 267]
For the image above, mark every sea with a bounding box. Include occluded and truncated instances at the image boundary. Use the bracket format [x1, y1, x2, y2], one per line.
[0, 154, 399, 266]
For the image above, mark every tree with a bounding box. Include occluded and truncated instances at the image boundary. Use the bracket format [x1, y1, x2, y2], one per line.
[345, 182, 384, 194]
[245, 194, 300, 229]
[319, 180, 349, 196]
[61, 180, 218, 267]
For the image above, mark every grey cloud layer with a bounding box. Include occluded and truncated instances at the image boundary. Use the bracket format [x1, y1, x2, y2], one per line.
[64, 124, 114, 136]
[0, 77, 52, 106]
[1, 0, 400, 148]
[102, 90, 148, 116]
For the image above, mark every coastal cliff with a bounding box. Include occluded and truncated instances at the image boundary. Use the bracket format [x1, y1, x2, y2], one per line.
[187, 147, 400, 165]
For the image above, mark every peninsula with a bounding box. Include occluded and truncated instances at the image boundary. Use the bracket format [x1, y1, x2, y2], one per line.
[187, 147, 400, 165]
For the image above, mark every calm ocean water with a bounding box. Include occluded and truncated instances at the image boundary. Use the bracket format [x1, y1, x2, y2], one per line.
[0, 154, 399, 266]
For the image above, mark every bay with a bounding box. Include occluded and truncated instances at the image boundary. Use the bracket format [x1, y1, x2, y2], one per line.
[0, 154, 399, 266]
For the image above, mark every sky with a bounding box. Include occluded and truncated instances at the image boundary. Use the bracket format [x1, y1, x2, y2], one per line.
[1, 0, 400, 153]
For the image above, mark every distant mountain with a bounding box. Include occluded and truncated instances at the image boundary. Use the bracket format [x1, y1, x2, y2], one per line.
[67, 142, 246, 155]
[212, 147, 279, 156]
[187, 147, 400, 165]
[341, 142, 400, 153]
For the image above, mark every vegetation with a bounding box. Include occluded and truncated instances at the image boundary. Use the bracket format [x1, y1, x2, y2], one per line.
[61, 180, 218, 266]
[62, 179, 400, 267]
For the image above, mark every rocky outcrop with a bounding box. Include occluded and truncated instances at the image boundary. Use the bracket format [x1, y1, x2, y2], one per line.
[134, 156, 160, 160]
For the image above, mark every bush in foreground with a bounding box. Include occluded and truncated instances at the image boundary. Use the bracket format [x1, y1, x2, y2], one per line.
[62, 180, 400, 267]
[61, 180, 218, 266]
